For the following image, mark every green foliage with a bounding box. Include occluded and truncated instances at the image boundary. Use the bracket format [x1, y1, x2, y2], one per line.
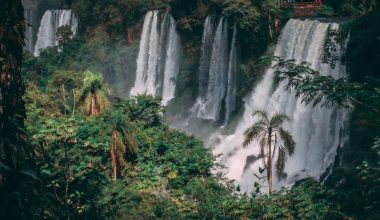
[355, 137, 380, 218]
[346, 9, 380, 82]
[24, 63, 347, 219]
[222, 0, 261, 30]
[24, 69, 227, 218]
[239, 55, 272, 98]
[182, 177, 249, 219]
[271, 56, 380, 219]
[111, 95, 164, 128]
[72, 0, 153, 36]
[316, 5, 336, 17]
[77, 70, 110, 115]
[322, 25, 349, 69]
[169, 0, 213, 38]
[221, 0, 279, 57]
[272, 57, 380, 111]
[57, 25, 74, 48]
[18, 1, 380, 219]
[254, 181, 334, 220]
[327, 0, 378, 17]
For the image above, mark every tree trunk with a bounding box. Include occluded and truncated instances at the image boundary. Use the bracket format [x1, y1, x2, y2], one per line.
[72, 89, 76, 116]
[0, 0, 30, 218]
[268, 14, 274, 39]
[0, 0, 26, 174]
[90, 92, 100, 116]
[127, 26, 135, 45]
[267, 130, 273, 195]
[62, 85, 67, 115]
[111, 130, 118, 180]
[64, 144, 71, 220]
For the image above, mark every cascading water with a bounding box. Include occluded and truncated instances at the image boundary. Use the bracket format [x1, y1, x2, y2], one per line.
[225, 25, 238, 122]
[211, 19, 349, 192]
[34, 10, 78, 56]
[162, 15, 182, 105]
[130, 11, 182, 105]
[192, 17, 238, 122]
[24, 8, 38, 53]
[197, 16, 216, 103]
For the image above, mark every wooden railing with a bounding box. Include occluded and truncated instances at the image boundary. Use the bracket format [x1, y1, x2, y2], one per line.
[281, 2, 323, 17]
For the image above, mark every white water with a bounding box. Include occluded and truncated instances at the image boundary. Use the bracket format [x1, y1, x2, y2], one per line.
[211, 19, 349, 192]
[34, 10, 78, 56]
[130, 11, 182, 105]
[225, 25, 238, 122]
[24, 8, 38, 53]
[192, 17, 238, 122]
[162, 16, 182, 105]
[198, 16, 216, 101]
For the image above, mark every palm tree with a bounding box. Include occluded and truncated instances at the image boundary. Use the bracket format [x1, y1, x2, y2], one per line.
[77, 70, 110, 116]
[107, 102, 138, 180]
[243, 110, 295, 194]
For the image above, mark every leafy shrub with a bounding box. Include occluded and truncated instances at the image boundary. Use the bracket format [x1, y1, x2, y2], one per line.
[316, 5, 336, 17]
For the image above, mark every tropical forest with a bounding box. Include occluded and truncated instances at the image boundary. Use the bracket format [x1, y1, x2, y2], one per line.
[0, 0, 380, 219]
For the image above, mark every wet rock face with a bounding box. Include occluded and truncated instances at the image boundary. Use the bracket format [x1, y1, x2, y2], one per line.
[22, 0, 69, 12]
[22, 0, 41, 10]
[243, 155, 259, 172]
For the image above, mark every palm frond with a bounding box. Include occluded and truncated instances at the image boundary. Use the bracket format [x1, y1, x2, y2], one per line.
[253, 110, 270, 124]
[112, 130, 127, 172]
[243, 124, 265, 147]
[272, 134, 277, 161]
[278, 127, 295, 155]
[95, 90, 111, 112]
[259, 137, 267, 165]
[270, 113, 289, 128]
[125, 133, 138, 154]
[79, 94, 93, 114]
[78, 70, 101, 103]
[255, 119, 269, 128]
[243, 110, 296, 182]
[276, 148, 287, 176]
[109, 108, 138, 154]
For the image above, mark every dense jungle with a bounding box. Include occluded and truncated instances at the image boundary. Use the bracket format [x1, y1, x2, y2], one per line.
[0, 0, 380, 219]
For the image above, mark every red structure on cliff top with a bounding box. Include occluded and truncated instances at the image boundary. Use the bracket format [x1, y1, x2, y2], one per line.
[282, 1, 323, 17]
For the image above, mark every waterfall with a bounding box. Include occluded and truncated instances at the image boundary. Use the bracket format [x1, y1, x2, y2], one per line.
[192, 17, 238, 122]
[130, 11, 182, 105]
[198, 16, 216, 99]
[225, 25, 238, 122]
[24, 9, 38, 53]
[145, 11, 160, 95]
[132, 11, 154, 96]
[162, 16, 182, 105]
[34, 10, 78, 56]
[211, 19, 349, 192]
